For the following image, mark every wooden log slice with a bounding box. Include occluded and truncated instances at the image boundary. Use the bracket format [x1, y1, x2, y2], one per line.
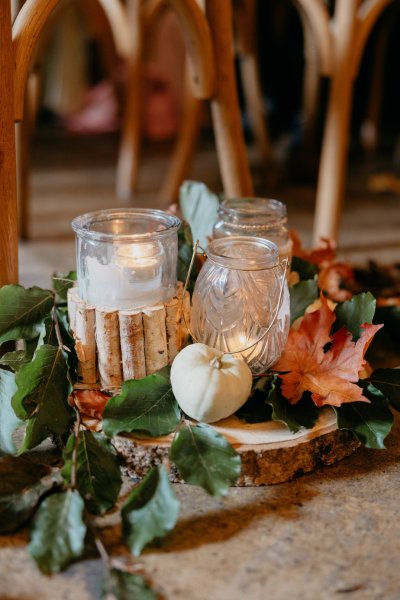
[113, 412, 360, 486]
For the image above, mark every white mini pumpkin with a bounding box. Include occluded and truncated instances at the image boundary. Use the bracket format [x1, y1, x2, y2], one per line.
[170, 343, 253, 423]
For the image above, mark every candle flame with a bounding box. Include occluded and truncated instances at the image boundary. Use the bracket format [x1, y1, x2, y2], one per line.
[116, 243, 159, 268]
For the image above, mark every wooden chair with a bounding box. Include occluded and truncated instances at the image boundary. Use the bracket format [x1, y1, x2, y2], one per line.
[117, 0, 256, 202]
[1, 0, 254, 284]
[0, 0, 131, 283]
[292, 0, 392, 244]
[1, 1, 18, 285]
[13, 0, 131, 240]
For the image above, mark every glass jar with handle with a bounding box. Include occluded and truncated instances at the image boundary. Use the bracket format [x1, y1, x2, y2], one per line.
[191, 236, 290, 374]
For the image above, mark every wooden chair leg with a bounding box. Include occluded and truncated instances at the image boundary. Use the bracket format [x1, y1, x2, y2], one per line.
[16, 120, 30, 241]
[0, 2, 18, 284]
[312, 0, 391, 244]
[235, 0, 273, 170]
[240, 53, 272, 170]
[360, 7, 395, 154]
[158, 72, 204, 203]
[116, 0, 143, 201]
[17, 70, 40, 241]
[300, 18, 321, 151]
[312, 0, 358, 245]
[81, 0, 125, 83]
[206, 0, 253, 197]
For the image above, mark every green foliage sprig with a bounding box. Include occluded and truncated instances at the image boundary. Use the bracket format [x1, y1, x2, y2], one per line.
[0, 275, 241, 599]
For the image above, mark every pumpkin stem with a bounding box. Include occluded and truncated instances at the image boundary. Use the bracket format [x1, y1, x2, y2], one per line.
[210, 356, 223, 369]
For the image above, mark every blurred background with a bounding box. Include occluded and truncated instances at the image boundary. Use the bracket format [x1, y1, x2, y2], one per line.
[14, 0, 400, 287]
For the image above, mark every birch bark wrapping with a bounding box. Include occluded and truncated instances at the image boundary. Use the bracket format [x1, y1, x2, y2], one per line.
[67, 286, 190, 390]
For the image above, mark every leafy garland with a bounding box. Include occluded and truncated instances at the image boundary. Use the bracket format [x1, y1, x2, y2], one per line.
[0, 276, 240, 598]
[0, 182, 399, 598]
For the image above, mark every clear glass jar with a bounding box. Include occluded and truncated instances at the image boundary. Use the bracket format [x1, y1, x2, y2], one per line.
[191, 236, 290, 374]
[213, 198, 292, 263]
[72, 208, 181, 310]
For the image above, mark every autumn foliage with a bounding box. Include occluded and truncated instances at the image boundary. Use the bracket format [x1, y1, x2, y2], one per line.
[273, 295, 382, 407]
[69, 390, 109, 431]
[290, 230, 336, 265]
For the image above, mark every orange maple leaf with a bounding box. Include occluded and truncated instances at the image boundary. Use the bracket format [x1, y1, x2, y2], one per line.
[273, 294, 383, 407]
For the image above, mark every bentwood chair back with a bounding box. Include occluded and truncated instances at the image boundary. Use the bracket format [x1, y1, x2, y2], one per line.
[12, 0, 130, 240]
[117, 0, 267, 203]
[0, 0, 132, 283]
[293, 0, 392, 244]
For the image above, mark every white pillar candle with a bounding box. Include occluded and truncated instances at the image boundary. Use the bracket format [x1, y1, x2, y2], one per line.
[85, 243, 163, 310]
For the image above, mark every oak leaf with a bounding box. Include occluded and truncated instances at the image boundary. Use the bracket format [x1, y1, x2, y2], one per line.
[69, 390, 110, 431]
[273, 295, 383, 407]
[318, 262, 354, 302]
[290, 230, 336, 265]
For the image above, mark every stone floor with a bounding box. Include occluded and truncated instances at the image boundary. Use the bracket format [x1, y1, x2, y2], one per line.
[1, 419, 400, 600]
[19, 129, 400, 288]
[3, 129, 400, 599]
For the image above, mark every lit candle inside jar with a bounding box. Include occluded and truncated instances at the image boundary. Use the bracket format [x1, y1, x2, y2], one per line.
[231, 332, 264, 362]
[191, 236, 290, 374]
[85, 242, 163, 310]
[73, 208, 181, 311]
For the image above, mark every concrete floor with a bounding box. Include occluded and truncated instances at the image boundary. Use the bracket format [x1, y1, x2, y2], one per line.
[4, 130, 400, 600]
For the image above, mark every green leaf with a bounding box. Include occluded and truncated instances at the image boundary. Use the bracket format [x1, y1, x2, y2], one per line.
[369, 368, 400, 412]
[28, 489, 86, 573]
[121, 465, 180, 556]
[334, 292, 376, 340]
[62, 431, 122, 515]
[267, 381, 319, 433]
[289, 279, 318, 324]
[170, 423, 241, 496]
[55, 306, 78, 384]
[25, 336, 41, 360]
[0, 285, 54, 343]
[102, 369, 180, 438]
[0, 369, 22, 454]
[12, 345, 74, 452]
[37, 316, 58, 347]
[177, 223, 197, 294]
[334, 382, 394, 449]
[0, 350, 31, 372]
[0, 456, 52, 533]
[236, 376, 274, 423]
[179, 180, 219, 246]
[291, 256, 318, 281]
[104, 569, 157, 600]
[52, 271, 77, 301]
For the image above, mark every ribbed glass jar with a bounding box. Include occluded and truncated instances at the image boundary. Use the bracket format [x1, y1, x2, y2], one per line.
[72, 208, 181, 310]
[212, 198, 292, 263]
[191, 236, 290, 374]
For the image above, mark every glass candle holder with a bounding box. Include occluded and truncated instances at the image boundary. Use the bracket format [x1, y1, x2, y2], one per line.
[191, 236, 290, 374]
[72, 208, 181, 310]
[212, 197, 292, 263]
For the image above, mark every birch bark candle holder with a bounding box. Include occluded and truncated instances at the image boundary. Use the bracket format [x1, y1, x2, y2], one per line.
[70, 208, 186, 390]
[67, 284, 191, 391]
